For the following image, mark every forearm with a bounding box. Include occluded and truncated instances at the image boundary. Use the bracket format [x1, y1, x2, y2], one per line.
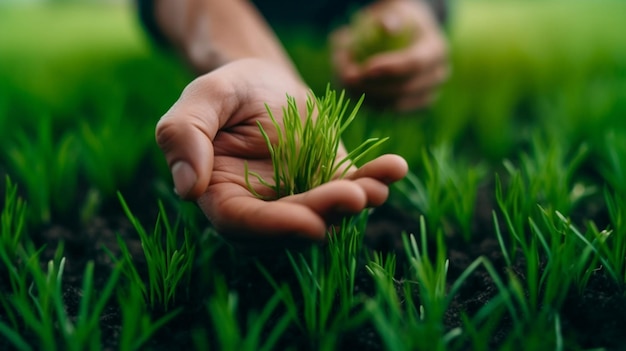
[151, 0, 299, 76]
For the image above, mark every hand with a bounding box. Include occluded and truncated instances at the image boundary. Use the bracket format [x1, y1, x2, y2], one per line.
[156, 58, 408, 242]
[331, 0, 450, 112]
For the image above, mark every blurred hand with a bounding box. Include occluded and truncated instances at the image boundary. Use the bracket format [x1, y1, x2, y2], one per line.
[156, 58, 408, 242]
[331, 0, 450, 112]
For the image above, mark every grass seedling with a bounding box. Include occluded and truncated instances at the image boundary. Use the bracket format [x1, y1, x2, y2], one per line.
[1, 182, 41, 337]
[493, 201, 613, 325]
[1, 176, 27, 267]
[396, 144, 487, 241]
[601, 187, 626, 285]
[5, 115, 79, 223]
[116, 280, 181, 351]
[365, 219, 517, 351]
[499, 133, 591, 223]
[200, 275, 292, 351]
[493, 134, 593, 267]
[0, 240, 123, 351]
[598, 130, 626, 196]
[257, 215, 370, 347]
[115, 193, 196, 312]
[79, 99, 153, 196]
[246, 85, 387, 199]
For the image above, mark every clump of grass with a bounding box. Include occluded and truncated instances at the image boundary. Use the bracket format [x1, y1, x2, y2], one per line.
[395, 144, 487, 241]
[198, 275, 292, 351]
[1, 176, 27, 265]
[257, 214, 370, 348]
[5, 115, 79, 223]
[348, 8, 416, 63]
[0, 242, 123, 351]
[114, 193, 196, 312]
[246, 85, 387, 199]
[116, 280, 181, 351]
[365, 218, 515, 351]
[601, 188, 626, 285]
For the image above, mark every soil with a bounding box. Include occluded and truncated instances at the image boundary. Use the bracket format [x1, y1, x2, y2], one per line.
[1, 173, 626, 351]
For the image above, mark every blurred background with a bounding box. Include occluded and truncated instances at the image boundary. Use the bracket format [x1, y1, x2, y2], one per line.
[1, 0, 625, 225]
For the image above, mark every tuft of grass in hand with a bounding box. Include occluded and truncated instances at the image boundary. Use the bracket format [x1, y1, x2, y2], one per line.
[348, 9, 417, 63]
[246, 85, 388, 199]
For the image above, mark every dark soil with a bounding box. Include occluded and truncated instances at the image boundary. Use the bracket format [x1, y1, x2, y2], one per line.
[2, 175, 626, 351]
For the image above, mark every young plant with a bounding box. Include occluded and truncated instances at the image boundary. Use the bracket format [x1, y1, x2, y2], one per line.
[600, 187, 626, 285]
[0, 242, 123, 351]
[257, 214, 370, 348]
[365, 218, 516, 351]
[598, 130, 626, 196]
[498, 133, 591, 227]
[5, 115, 79, 223]
[493, 201, 613, 326]
[116, 281, 181, 351]
[246, 85, 387, 199]
[0, 183, 41, 339]
[78, 99, 153, 196]
[395, 144, 487, 241]
[493, 135, 592, 266]
[198, 275, 292, 351]
[1, 176, 27, 268]
[115, 193, 196, 312]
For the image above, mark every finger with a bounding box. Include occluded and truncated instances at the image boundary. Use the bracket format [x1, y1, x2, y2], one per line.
[281, 180, 368, 219]
[361, 40, 447, 81]
[199, 184, 328, 240]
[359, 62, 450, 98]
[353, 177, 389, 207]
[347, 154, 409, 185]
[393, 91, 438, 112]
[283, 180, 382, 227]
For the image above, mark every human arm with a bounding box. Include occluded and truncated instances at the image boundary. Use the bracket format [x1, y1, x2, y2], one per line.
[142, 0, 298, 75]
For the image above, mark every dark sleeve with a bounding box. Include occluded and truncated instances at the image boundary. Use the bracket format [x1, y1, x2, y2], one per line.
[136, 0, 170, 47]
[427, 0, 449, 25]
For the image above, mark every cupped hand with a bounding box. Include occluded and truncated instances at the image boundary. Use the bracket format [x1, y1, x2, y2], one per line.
[331, 0, 450, 112]
[156, 58, 408, 242]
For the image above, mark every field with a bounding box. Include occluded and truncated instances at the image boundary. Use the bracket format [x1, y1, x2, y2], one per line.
[1, 1, 626, 350]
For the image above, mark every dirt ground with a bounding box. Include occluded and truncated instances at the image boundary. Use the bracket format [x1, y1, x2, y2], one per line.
[2, 177, 626, 351]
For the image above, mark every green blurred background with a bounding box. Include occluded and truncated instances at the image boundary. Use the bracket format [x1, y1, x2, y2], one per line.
[1, 0, 625, 224]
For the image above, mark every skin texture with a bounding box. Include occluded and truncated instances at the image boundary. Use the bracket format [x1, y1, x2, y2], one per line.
[156, 59, 408, 241]
[150, 0, 442, 241]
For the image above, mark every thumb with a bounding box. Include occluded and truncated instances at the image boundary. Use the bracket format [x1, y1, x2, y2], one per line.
[156, 114, 214, 200]
[155, 76, 232, 199]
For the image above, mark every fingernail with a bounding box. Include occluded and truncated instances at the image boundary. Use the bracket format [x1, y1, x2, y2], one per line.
[171, 161, 196, 198]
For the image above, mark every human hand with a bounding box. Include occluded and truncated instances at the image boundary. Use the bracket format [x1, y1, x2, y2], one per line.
[155, 58, 408, 242]
[331, 0, 450, 111]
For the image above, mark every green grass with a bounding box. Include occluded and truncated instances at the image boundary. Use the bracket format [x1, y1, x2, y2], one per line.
[246, 86, 387, 199]
[1, 0, 626, 350]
